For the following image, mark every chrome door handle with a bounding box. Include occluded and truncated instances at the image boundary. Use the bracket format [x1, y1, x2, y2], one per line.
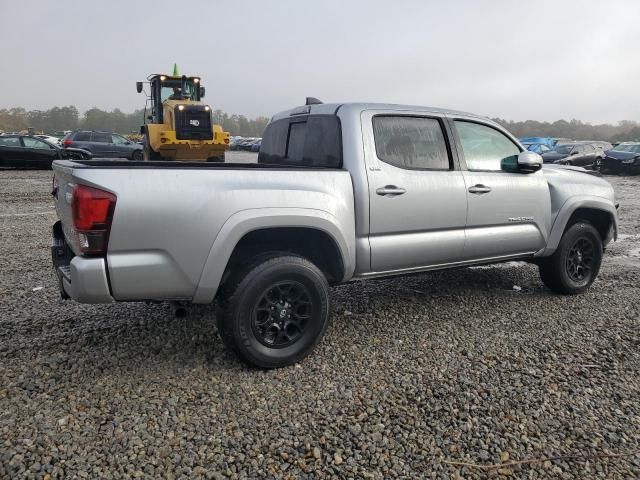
[376, 185, 406, 196]
[468, 184, 492, 194]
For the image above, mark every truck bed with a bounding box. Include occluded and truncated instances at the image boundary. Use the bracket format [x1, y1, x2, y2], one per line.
[52, 160, 356, 304]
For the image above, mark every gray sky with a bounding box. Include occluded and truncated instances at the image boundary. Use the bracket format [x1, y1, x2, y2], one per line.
[1, 0, 639, 123]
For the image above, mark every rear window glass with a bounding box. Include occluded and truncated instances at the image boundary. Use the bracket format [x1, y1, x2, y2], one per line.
[258, 115, 342, 168]
[92, 133, 111, 143]
[74, 132, 91, 141]
[0, 136, 21, 147]
[373, 116, 450, 170]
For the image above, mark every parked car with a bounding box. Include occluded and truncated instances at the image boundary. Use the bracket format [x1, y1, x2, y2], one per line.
[62, 130, 143, 160]
[601, 142, 640, 173]
[0, 134, 91, 168]
[35, 134, 62, 145]
[522, 142, 552, 154]
[51, 101, 618, 368]
[542, 142, 602, 168]
[250, 139, 262, 152]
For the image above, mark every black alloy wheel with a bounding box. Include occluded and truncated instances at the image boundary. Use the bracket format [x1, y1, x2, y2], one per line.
[565, 237, 595, 283]
[252, 281, 313, 348]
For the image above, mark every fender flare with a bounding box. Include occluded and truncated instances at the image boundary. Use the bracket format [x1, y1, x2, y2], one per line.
[192, 207, 355, 304]
[542, 196, 618, 256]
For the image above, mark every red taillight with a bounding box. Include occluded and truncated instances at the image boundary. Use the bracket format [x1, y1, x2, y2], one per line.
[63, 139, 73, 146]
[72, 184, 116, 255]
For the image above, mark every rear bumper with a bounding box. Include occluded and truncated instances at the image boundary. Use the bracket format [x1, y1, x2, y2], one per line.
[52, 221, 113, 303]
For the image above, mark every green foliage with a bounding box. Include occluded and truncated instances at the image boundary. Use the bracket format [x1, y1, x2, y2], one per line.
[0, 105, 270, 137]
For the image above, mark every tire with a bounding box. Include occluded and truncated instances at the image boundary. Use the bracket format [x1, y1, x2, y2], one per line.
[539, 221, 603, 294]
[143, 132, 162, 161]
[593, 157, 603, 171]
[131, 150, 144, 161]
[207, 155, 225, 163]
[217, 254, 330, 368]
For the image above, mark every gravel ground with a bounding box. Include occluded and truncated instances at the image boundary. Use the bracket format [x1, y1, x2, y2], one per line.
[1, 167, 639, 479]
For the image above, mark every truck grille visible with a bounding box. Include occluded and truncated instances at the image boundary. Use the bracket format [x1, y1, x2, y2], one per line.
[174, 105, 213, 140]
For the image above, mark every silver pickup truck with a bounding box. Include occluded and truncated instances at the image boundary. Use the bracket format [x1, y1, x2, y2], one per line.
[51, 101, 618, 368]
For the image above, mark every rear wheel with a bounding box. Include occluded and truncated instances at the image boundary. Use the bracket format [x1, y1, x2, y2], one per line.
[217, 254, 330, 368]
[539, 221, 603, 294]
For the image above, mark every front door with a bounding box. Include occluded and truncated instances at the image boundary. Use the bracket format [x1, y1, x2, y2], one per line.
[111, 134, 131, 159]
[363, 111, 468, 272]
[451, 119, 550, 261]
[21, 137, 58, 167]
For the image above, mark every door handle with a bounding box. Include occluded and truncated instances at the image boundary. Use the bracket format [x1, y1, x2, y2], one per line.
[376, 185, 406, 196]
[468, 184, 492, 194]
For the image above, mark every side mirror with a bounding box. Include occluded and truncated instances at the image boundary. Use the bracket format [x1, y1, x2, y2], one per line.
[147, 115, 153, 121]
[136, 82, 143, 93]
[199, 86, 206, 98]
[501, 151, 542, 173]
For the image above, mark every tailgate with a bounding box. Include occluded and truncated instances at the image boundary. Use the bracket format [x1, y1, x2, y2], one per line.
[52, 162, 82, 255]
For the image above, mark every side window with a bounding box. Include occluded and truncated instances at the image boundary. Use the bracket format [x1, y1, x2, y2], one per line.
[539, 144, 551, 153]
[22, 137, 52, 149]
[74, 132, 91, 141]
[455, 121, 520, 171]
[372, 116, 450, 170]
[111, 134, 128, 145]
[258, 115, 342, 168]
[0, 136, 21, 147]
[92, 133, 111, 143]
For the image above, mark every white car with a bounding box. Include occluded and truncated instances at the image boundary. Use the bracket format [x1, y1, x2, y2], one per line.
[35, 135, 61, 145]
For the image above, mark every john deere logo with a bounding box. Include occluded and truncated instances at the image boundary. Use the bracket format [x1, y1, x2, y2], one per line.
[189, 119, 200, 127]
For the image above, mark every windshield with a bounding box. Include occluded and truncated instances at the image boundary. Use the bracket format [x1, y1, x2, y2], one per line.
[160, 78, 198, 102]
[612, 143, 640, 154]
[553, 145, 574, 154]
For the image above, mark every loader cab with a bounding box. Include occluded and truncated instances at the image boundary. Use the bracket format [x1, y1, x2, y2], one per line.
[143, 74, 206, 124]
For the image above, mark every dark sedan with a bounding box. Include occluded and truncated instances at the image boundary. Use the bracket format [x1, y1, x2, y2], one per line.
[601, 143, 640, 173]
[541, 143, 601, 169]
[0, 134, 91, 169]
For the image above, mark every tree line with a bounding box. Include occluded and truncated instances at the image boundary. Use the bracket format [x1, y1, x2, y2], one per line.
[492, 118, 640, 143]
[1, 105, 639, 142]
[0, 106, 270, 138]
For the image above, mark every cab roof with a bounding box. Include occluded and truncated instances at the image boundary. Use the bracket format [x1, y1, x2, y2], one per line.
[270, 102, 490, 123]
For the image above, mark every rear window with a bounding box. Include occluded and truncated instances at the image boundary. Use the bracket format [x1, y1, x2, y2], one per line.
[91, 133, 111, 143]
[372, 116, 451, 170]
[73, 132, 91, 142]
[0, 136, 21, 147]
[258, 115, 342, 168]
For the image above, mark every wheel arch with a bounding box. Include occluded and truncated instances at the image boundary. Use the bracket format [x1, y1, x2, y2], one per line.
[192, 208, 356, 304]
[543, 197, 618, 256]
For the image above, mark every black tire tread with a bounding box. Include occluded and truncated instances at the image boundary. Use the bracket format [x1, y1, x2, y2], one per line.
[539, 221, 602, 294]
[216, 253, 329, 368]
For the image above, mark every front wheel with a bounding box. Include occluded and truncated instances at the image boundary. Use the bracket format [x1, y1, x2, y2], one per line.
[539, 221, 603, 294]
[217, 254, 330, 368]
[131, 150, 144, 161]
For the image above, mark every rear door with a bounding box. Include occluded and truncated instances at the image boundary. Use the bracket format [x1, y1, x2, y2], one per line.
[450, 119, 550, 261]
[363, 110, 468, 272]
[0, 136, 24, 166]
[90, 132, 113, 157]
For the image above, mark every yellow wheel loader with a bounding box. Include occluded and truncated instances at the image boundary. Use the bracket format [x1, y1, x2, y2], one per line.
[136, 67, 230, 162]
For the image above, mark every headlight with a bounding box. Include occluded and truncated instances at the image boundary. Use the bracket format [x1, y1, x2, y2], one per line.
[178, 105, 185, 111]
